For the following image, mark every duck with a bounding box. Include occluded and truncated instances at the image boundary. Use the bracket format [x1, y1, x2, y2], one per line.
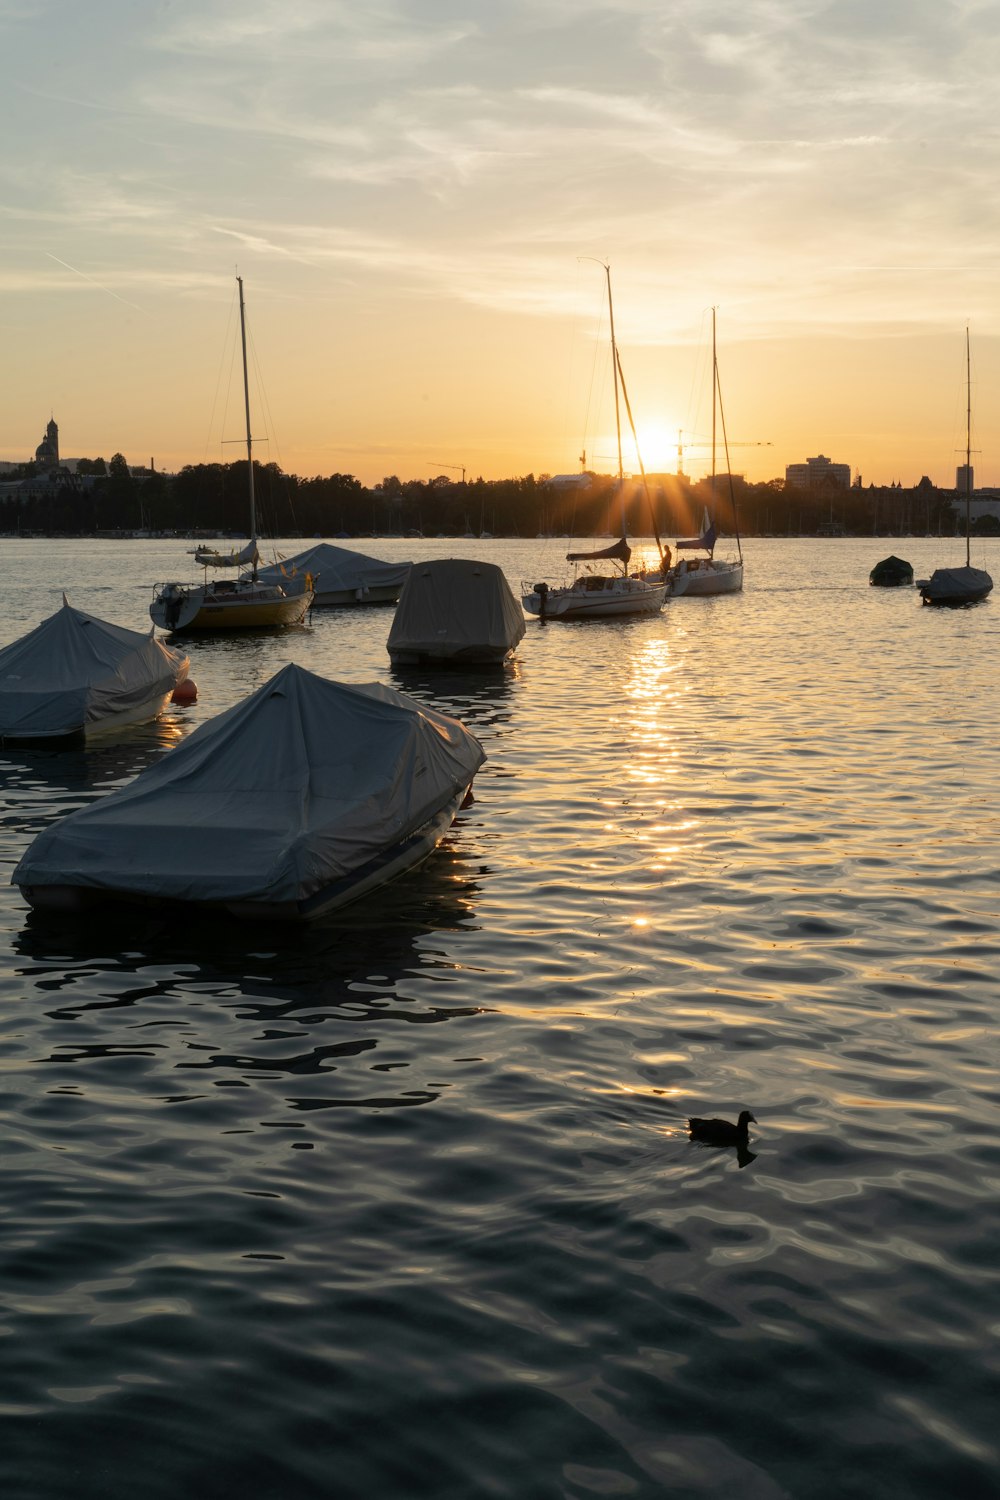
[688, 1110, 756, 1147]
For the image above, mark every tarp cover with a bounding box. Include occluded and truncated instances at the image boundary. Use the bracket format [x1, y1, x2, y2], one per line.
[387, 559, 526, 658]
[869, 555, 913, 584]
[919, 565, 993, 601]
[195, 537, 259, 568]
[0, 601, 188, 739]
[566, 536, 631, 565]
[13, 663, 485, 904]
[253, 543, 411, 599]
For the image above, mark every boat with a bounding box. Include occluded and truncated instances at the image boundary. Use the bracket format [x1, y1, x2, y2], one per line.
[667, 308, 744, 598]
[387, 558, 525, 665]
[869, 555, 914, 587]
[13, 663, 485, 922]
[521, 264, 667, 622]
[150, 277, 313, 632]
[0, 597, 189, 746]
[918, 329, 993, 607]
[251, 541, 411, 606]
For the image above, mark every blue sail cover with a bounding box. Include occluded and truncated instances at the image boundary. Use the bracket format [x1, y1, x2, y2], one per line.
[677, 510, 717, 554]
[566, 537, 631, 564]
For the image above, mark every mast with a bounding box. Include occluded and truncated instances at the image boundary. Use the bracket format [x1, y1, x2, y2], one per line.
[965, 325, 971, 568]
[605, 263, 627, 541]
[237, 275, 257, 579]
[711, 306, 717, 507]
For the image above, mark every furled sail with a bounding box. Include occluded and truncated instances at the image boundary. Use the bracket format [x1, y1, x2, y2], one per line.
[194, 537, 260, 569]
[566, 537, 631, 565]
[676, 510, 716, 554]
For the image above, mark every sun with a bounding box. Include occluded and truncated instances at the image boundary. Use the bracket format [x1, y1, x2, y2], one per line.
[627, 419, 681, 475]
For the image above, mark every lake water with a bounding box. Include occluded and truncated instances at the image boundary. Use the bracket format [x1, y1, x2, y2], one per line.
[1, 535, 998, 1500]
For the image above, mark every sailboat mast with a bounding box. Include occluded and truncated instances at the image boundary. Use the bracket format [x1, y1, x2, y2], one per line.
[711, 306, 717, 506]
[965, 325, 972, 568]
[237, 275, 257, 577]
[605, 264, 627, 539]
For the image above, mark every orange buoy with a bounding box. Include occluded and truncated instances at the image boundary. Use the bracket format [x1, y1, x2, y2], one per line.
[172, 678, 198, 705]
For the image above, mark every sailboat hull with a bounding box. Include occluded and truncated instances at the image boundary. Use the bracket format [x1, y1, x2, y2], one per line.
[522, 576, 666, 620]
[150, 580, 311, 631]
[668, 559, 743, 597]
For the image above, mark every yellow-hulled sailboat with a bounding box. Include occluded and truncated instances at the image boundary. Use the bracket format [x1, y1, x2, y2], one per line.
[150, 277, 313, 632]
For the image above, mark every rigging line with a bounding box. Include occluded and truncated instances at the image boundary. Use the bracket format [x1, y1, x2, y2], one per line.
[713, 329, 742, 559]
[246, 324, 279, 471]
[203, 287, 239, 462]
[615, 346, 664, 563]
[582, 289, 609, 475]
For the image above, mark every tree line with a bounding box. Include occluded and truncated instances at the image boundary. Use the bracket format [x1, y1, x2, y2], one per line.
[0, 456, 986, 538]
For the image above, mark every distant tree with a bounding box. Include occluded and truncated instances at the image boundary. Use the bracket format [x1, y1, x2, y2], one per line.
[104, 452, 137, 527]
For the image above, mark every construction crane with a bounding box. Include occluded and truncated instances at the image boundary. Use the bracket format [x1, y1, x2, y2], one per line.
[430, 462, 467, 483]
[675, 430, 771, 475]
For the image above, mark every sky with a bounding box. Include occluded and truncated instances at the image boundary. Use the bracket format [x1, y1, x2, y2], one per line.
[4, 0, 1000, 489]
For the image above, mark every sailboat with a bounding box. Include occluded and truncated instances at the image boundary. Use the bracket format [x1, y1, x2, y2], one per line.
[918, 328, 993, 606]
[668, 308, 744, 597]
[150, 277, 314, 632]
[521, 264, 666, 622]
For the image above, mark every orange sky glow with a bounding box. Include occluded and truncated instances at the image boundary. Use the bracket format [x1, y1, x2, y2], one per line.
[3, 3, 999, 493]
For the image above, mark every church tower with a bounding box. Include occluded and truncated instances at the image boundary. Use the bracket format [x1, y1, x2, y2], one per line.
[35, 417, 59, 468]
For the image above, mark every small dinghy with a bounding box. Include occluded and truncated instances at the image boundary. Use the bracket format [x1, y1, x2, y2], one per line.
[869, 555, 913, 587]
[0, 598, 189, 746]
[387, 558, 525, 666]
[13, 663, 485, 922]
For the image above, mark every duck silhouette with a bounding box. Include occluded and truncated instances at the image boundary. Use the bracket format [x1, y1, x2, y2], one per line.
[688, 1110, 756, 1148]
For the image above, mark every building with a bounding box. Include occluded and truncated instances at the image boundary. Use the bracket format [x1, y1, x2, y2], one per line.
[34, 417, 59, 469]
[785, 454, 851, 490]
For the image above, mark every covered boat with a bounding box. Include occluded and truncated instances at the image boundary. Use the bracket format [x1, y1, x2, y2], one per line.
[252, 542, 411, 606]
[388, 558, 525, 665]
[918, 330, 993, 607]
[918, 564, 993, 606]
[869, 555, 913, 587]
[13, 663, 485, 922]
[0, 598, 189, 745]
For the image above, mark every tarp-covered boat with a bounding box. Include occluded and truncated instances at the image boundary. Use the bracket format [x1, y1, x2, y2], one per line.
[253, 542, 411, 606]
[388, 559, 525, 665]
[0, 599, 189, 745]
[13, 663, 485, 921]
[869, 555, 913, 587]
[918, 564, 993, 605]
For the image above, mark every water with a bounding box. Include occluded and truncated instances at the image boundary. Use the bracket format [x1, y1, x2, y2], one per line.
[1, 536, 998, 1499]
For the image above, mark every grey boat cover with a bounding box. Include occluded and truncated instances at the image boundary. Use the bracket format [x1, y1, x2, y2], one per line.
[253, 543, 411, 600]
[13, 663, 485, 905]
[0, 600, 188, 739]
[919, 565, 993, 602]
[387, 559, 526, 659]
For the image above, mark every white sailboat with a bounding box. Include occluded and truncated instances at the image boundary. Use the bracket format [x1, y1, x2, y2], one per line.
[150, 277, 313, 632]
[668, 308, 744, 598]
[522, 264, 666, 622]
[918, 329, 993, 606]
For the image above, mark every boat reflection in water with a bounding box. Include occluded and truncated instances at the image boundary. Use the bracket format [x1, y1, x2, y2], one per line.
[15, 844, 484, 1021]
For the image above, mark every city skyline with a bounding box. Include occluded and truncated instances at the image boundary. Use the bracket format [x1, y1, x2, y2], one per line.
[4, 2, 1000, 489]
